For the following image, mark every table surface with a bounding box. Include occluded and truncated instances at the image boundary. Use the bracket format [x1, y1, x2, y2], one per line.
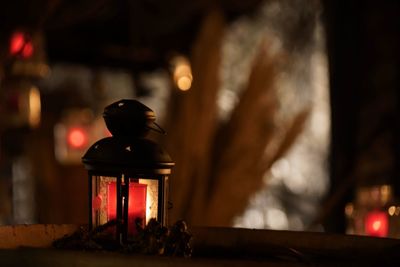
[1, 224, 400, 266]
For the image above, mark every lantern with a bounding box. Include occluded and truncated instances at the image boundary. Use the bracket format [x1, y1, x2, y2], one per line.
[345, 184, 400, 238]
[365, 210, 388, 237]
[82, 99, 174, 243]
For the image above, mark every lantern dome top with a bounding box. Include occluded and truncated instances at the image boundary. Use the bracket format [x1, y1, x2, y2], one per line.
[103, 99, 164, 137]
[82, 99, 174, 175]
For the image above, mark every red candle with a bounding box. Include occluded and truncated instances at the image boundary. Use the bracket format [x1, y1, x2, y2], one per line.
[127, 183, 147, 234]
[365, 211, 388, 237]
[107, 181, 147, 234]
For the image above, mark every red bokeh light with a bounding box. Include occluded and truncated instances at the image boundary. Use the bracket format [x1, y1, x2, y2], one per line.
[22, 42, 33, 58]
[9, 31, 34, 59]
[67, 127, 88, 149]
[10, 32, 25, 55]
[365, 211, 388, 237]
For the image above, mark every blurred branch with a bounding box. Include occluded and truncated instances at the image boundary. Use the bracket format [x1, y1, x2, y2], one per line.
[163, 9, 225, 224]
[164, 8, 311, 227]
[204, 40, 284, 226]
[262, 107, 311, 171]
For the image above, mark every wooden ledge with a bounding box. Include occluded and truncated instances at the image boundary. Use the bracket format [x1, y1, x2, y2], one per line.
[1, 224, 400, 266]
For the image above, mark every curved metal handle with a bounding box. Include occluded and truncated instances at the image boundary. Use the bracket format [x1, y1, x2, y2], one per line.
[148, 122, 166, 135]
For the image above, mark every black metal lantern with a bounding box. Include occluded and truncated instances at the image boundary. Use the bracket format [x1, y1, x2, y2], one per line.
[82, 99, 174, 243]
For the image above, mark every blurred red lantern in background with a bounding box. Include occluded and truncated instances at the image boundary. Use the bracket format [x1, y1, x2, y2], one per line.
[365, 211, 388, 237]
[67, 127, 89, 149]
[9, 31, 34, 59]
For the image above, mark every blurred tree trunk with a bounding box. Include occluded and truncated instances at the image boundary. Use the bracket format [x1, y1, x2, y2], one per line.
[163, 9, 309, 226]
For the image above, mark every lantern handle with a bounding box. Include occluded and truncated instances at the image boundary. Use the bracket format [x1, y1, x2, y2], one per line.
[149, 122, 166, 135]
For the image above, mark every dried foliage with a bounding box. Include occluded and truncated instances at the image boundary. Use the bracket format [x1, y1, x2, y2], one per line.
[163, 9, 225, 224]
[163, 9, 309, 226]
[53, 219, 193, 257]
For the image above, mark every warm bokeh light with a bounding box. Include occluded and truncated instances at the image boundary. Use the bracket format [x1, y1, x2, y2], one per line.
[67, 127, 88, 149]
[396, 207, 400, 216]
[28, 86, 41, 128]
[388, 206, 396, 216]
[175, 64, 191, 76]
[388, 206, 400, 216]
[177, 75, 192, 91]
[171, 55, 193, 91]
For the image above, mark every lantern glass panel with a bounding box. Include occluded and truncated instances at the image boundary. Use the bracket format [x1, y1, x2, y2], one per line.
[91, 175, 118, 228]
[135, 178, 159, 224]
[91, 175, 166, 232]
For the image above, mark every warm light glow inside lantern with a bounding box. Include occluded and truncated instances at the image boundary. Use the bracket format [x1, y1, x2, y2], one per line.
[91, 176, 163, 235]
[82, 99, 174, 243]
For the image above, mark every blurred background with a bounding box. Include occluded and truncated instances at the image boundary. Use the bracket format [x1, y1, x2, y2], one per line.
[0, 0, 399, 237]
